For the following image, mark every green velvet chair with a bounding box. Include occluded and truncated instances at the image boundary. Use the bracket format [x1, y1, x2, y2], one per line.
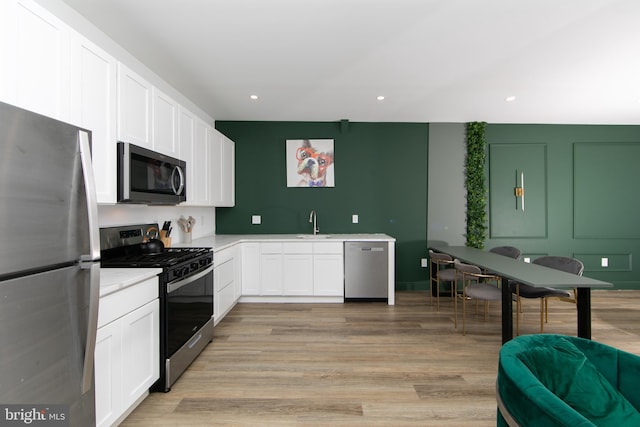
[497, 334, 640, 427]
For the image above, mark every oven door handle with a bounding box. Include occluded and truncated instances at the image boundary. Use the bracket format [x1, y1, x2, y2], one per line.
[167, 264, 214, 293]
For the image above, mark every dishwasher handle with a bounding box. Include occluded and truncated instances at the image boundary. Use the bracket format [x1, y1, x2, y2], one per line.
[359, 247, 385, 252]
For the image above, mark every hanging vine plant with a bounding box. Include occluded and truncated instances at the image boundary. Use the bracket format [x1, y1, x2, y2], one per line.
[465, 122, 488, 249]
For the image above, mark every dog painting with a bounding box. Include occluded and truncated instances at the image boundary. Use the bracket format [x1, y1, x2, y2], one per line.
[286, 139, 335, 187]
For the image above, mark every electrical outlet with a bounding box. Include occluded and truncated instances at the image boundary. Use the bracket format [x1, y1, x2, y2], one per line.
[251, 215, 261, 225]
[420, 258, 428, 268]
[601, 257, 608, 267]
[352, 214, 359, 224]
[524, 257, 531, 263]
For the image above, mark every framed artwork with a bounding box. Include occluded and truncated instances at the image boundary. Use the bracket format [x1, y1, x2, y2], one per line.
[286, 139, 335, 187]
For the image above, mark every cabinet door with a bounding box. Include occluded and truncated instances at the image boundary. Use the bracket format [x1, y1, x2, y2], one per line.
[233, 245, 243, 300]
[260, 254, 283, 295]
[194, 119, 211, 205]
[211, 130, 235, 207]
[1, 0, 71, 121]
[221, 135, 235, 206]
[121, 299, 159, 409]
[71, 34, 117, 204]
[314, 254, 344, 296]
[283, 254, 314, 295]
[215, 256, 236, 322]
[117, 62, 151, 148]
[152, 88, 178, 156]
[241, 243, 260, 295]
[94, 320, 123, 427]
[182, 112, 211, 206]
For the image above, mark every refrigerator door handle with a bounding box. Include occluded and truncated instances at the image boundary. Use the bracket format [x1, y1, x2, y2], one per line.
[81, 262, 100, 394]
[78, 130, 101, 261]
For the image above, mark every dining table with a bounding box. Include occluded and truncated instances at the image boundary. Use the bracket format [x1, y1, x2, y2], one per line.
[430, 245, 613, 344]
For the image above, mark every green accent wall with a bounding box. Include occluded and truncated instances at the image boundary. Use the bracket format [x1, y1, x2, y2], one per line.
[215, 121, 429, 290]
[485, 124, 640, 289]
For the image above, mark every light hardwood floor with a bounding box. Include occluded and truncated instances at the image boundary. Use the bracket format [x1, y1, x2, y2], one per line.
[120, 290, 640, 426]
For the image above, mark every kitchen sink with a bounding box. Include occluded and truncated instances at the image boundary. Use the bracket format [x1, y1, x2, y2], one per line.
[296, 234, 332, 239]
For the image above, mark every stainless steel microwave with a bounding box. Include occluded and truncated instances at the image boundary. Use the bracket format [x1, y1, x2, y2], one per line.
[117, 142, 186, 205]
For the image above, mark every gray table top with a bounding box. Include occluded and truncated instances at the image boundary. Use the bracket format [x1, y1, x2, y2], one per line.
[431, 245, 613, 289]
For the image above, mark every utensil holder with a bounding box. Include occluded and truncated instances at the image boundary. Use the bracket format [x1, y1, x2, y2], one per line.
[183, 231, 192, 244]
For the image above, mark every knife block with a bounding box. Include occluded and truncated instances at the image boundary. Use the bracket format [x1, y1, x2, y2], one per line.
[159, 230, 171, 248]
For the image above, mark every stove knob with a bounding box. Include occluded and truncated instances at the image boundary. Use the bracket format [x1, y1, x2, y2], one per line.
[173, 269, 182, 279]
[191, 262, 199, 270]
[183, 266, 190, 276]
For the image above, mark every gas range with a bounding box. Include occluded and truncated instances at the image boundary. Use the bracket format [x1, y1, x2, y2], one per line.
[99, 223, 214, 392]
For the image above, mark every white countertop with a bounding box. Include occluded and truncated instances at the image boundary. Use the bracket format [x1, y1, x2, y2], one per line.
[98, 234, 393, 297]
[175, 233, 396, 252]
[100, 268, 162, 297]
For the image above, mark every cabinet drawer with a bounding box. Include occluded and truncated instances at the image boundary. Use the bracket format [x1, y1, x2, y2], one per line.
[216, 258, 234, 292]
[218, 280, 236, 316]
[215, 246, 235, 265]
[98, 277, 158, 328]
[282, 241, 313, 254]
[313, 241, 344, 254]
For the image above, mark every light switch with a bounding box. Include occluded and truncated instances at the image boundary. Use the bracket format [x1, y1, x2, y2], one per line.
[601, 257, 608, 267]
[352, 214, 359, 224]
[251, 215, 261, 225]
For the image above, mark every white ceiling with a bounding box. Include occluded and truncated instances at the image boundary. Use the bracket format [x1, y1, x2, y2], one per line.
[61, 0, 640, 124]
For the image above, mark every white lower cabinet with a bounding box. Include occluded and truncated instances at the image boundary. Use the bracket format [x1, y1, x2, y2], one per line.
[240, 241, 344, 298]
[283, 253, 314, 295]
[95, 276, 159, 427]
[95, 318, 122, 427]
[214, 245, 240, 324]
[282, 242, 313, 295]
[313, 244, 344, 296]
[260, 253, 284, 295]
[241, 242, 260, 295]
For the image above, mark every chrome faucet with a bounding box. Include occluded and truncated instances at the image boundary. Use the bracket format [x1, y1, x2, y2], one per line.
[309, 210, 319, 235]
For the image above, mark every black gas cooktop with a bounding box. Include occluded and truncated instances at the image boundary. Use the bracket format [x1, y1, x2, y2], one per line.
[99, 223, 212, 268]
[101, 247, 211, 268]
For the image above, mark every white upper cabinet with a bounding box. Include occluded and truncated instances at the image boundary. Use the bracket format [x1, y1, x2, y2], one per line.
[117, 62, 152, 148]
[183, 115, 211, 206]
[211, 129, 235, 207]
[152, 88, 178, 157]
[1, 0, 218, 207]
[1, 0, 71, 121]
[178, 107, 198, 205]
[70, 34, 117, 204]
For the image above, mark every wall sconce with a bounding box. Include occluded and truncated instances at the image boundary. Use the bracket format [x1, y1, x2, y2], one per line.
[514, 171, 524, 211]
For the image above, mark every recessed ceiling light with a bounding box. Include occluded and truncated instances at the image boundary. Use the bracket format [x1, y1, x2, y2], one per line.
[505, 96, 516, 102]
[377, 95, 385, 101]
[250, 95, 258, 100]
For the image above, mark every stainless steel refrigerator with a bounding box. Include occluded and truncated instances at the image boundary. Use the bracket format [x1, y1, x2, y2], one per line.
[0, 102, 100, 426]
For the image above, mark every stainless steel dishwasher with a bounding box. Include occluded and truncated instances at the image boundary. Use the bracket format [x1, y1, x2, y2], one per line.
[344, 241, 388, 300]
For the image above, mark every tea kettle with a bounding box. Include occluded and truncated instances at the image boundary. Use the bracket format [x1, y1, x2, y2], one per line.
[140, 226, 165, 254]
